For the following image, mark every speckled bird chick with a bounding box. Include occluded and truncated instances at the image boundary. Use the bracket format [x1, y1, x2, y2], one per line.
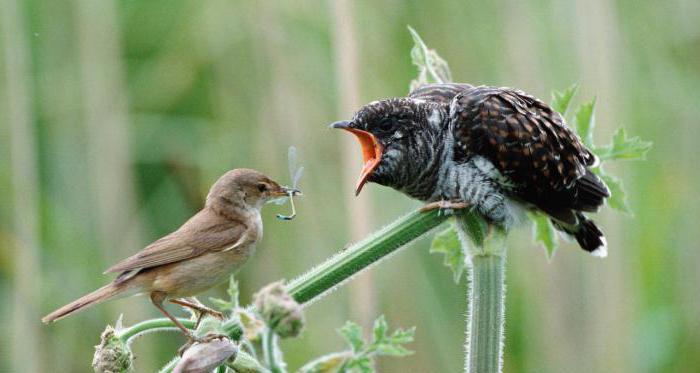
[331, 83, 610, 256]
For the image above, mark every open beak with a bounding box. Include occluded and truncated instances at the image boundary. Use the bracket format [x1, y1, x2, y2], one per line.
[330, 120, 383, 196]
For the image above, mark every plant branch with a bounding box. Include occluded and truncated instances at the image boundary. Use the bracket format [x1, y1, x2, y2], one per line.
[154, 208, 449, 371]
[455, 213, 507, 373]
[286, 208, 448, 304]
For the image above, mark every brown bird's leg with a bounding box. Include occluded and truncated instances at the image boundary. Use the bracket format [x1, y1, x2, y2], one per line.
[170, 298, 225, 329]
[150, 292, 194, 339]
[420, 199, 470, 212]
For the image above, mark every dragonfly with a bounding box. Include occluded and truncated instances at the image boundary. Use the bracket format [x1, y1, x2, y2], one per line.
[276, 146, 304, 221]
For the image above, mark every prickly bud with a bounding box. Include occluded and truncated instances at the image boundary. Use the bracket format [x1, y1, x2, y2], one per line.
[253, 281, 305, 338]
[92, 325, 133, 373]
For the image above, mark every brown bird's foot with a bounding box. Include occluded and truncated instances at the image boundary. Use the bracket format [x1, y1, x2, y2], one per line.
[170, 298, 225, 329]
[420, 200, 470, 213]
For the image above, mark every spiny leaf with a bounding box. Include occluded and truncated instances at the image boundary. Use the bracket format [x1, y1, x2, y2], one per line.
[531, 212, 558, 258]
[600, 173, 632, 214]
[550, 84, 578, 115]
[388, 327, 415, 345]
[595, 127, 652, 161]
[408, 26, 452, 90]
[340, 322, 365, 353]
[350, 356, 372, 373]
[574, 98, 596, 148]
[372, 315, 388, 345]
[429, 223, 465, 283]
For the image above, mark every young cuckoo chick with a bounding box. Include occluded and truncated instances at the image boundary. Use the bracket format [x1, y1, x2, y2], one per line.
[42, 168, 301, 342]
[331, 83, 610, 256]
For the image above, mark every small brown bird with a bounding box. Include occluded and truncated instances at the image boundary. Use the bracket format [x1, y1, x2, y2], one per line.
[42, 168, 300, 342]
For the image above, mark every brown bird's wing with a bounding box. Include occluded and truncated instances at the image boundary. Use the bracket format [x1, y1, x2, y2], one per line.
[104, 209, 251, 274]
[451, 86, 608, 221]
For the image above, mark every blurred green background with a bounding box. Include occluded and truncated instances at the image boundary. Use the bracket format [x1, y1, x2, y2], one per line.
[1, 0, 699, 372]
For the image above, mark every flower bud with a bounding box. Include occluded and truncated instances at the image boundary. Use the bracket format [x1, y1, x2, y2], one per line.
[92, 325, 133, 373]
[173, 336, 237, 373]
[253, 281, 305, 338]
[227, 350, 267, 373]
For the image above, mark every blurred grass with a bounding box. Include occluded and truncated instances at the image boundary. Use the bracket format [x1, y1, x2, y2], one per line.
[1, 0, 699, 372]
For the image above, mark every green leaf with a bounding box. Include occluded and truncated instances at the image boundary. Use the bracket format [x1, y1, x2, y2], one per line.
[408, 26, 452, 90]
[208, 297, 232, 312]
[227, 276, 240, 309]
[600, 173, 631, 214]
[351, 357, 373, 373]
[340, 322, 365, 353]
[297, 352, 353, 373]
[550, 84, 578, 115]
[209, 275, 240, 312]
[595, 127, 652, 161]
[388, 327, 415, 345]
[372, 315, 388, 344]
[429, 223, 465, 283]
[531, 212, 558, 258]
[574, 99, 596, 147]
[374, 343, 412, 357]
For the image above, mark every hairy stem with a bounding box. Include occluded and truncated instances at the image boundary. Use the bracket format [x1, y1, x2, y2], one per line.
[465, 255, 506, 373]
[286, 208, 447, 303]
[263, 329, 284, 373]
[155, 208, 449, 371]
[456, 213, 507, 373]
[117, 318, 196, 343]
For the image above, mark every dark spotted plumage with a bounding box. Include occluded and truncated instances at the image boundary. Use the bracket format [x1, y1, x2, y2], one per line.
[334, 83, 610, 256]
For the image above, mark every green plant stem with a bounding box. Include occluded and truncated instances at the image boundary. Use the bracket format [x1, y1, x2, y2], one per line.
[466, 255, 505, 373]
[263, 329, 283, 373]
[117, 318, 195, 342]
[155, 208, 448, 372]
[286, 208, 447, 303]
[455, 213, 507, 373]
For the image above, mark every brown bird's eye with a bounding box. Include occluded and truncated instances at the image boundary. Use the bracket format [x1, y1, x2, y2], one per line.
[257, 183, 268, 192]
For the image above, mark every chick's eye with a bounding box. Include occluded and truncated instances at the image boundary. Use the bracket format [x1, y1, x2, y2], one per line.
[257, 183, 268, 192]
[377, 118, 395, 132]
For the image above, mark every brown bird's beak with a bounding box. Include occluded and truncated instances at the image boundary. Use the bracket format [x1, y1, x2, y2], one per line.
[330, 120, 383, 196]
[281, 186, 302, 196]
[271, 186, 301, 197]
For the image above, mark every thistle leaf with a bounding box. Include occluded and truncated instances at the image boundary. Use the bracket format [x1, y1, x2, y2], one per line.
[429, 223, 465, 283]
[600, 173, 632, 214]
[550, 84, 578, 115]
[340, 322, 365, 353]
[595, 127, 652, 161]
[574, 99, 596, 148]
[531, 212, 558, 258]
[408, 26, 452, 90]
[372, 315, 388, 345]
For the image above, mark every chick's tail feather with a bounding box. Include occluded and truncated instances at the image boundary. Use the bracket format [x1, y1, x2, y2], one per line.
[42, 282, 128, 323]
[552, 212, 608, 257]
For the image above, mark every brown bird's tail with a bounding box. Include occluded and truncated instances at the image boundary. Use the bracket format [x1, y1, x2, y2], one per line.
[42, 282, 127, 323]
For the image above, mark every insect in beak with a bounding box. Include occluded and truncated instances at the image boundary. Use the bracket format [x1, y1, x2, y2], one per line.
[276, 187, 301, 221]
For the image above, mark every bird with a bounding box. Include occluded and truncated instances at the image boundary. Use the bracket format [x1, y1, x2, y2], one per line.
[42, 168, 301, 342]
[331, 83, 610, 256]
